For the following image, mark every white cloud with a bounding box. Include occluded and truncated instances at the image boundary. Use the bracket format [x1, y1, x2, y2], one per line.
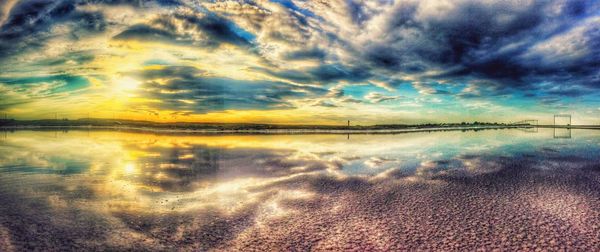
[523, 17, 600, 67]
[364, 92, 402, 103]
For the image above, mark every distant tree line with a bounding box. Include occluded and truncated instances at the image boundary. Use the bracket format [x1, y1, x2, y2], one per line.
[0, 118, 517, 130]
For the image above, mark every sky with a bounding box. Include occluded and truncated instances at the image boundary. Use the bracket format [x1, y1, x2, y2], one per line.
[0, 0, 599, 125]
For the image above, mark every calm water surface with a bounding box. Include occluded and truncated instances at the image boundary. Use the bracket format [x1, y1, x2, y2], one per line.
[1, 128, 600, 250]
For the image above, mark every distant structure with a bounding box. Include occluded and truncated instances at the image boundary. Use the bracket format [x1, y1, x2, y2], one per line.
[512, 119, 539, 133]
[554, 114, 571, 126]
[512, 119, 538, 126]
[347, 120, 350, 127]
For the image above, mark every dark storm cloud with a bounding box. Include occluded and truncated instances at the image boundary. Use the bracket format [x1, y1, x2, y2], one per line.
[349, 0, 600, 96]
[113, 24, 175, 41]
[0, 0, 187, 60]
[135, 66, 326, 112]
[546, 88, 587, 98]
[346, 0, 370, 26]
[186, 13, 254, 47]
[136, 65, 202, 80]
[308, 64, 369, 82]
[283, 47, 326, 61]
[0, 0, 110, 58]
[89, 0, 180, 6]
[254, 64, 371, 84]
[113, 12, 254, 48]
[221, 0, 599, 98]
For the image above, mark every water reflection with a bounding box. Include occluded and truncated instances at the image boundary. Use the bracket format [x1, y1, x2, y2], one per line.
[554, 128, 572, 139]
[1, 129, 600, 250]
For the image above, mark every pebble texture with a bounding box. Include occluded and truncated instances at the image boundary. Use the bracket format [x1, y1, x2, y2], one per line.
[1, 156, 600, 251]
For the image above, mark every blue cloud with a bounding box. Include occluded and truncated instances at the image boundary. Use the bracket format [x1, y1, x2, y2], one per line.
[0, 74, 89, 92]
[135, 66, 327, 113]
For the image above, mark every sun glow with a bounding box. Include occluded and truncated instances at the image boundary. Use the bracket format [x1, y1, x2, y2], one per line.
[123, 162, 136, 175]
[114, 76, 141, 93]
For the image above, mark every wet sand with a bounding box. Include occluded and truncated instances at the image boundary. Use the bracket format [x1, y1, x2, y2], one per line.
[220, 161, 600, 251]
[3, 158, 600, 251]
[1, 129, 600, 251]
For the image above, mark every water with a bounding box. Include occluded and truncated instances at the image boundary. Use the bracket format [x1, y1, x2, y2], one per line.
[1, 128, 600, 250]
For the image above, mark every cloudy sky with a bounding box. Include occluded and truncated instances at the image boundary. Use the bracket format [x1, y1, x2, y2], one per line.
[0, 0, 599, 124]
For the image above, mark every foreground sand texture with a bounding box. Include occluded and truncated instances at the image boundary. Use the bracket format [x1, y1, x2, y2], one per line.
[1, 129, 600, 251]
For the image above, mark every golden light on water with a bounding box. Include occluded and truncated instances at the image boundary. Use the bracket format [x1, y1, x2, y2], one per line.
[123, 162, 136, 175]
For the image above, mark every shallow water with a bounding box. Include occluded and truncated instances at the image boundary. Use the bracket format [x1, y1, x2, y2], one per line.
[1, 128, 600, 250]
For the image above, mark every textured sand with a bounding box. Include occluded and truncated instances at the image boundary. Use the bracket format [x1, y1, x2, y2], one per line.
[2, 156, 600, 251]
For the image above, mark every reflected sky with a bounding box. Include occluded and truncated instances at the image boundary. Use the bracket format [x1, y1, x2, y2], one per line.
[1, 129, 600, 250]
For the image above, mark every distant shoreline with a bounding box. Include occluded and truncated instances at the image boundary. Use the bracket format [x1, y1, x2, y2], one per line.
[2, 125, 596, 135]
[1, 119, 598, 134]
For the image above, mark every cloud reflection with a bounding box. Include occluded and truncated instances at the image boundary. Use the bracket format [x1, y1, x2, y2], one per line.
[2, 129, 600, 250]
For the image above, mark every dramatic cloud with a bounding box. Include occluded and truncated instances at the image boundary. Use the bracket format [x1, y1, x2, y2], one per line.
[133, 65, 326, 113]
[113, 10, 255, 49]
[0, 0, 599, 123]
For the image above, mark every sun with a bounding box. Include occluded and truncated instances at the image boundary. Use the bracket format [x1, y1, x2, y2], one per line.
[123, 162, 136, 175]
[114, 76, 141, 92]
